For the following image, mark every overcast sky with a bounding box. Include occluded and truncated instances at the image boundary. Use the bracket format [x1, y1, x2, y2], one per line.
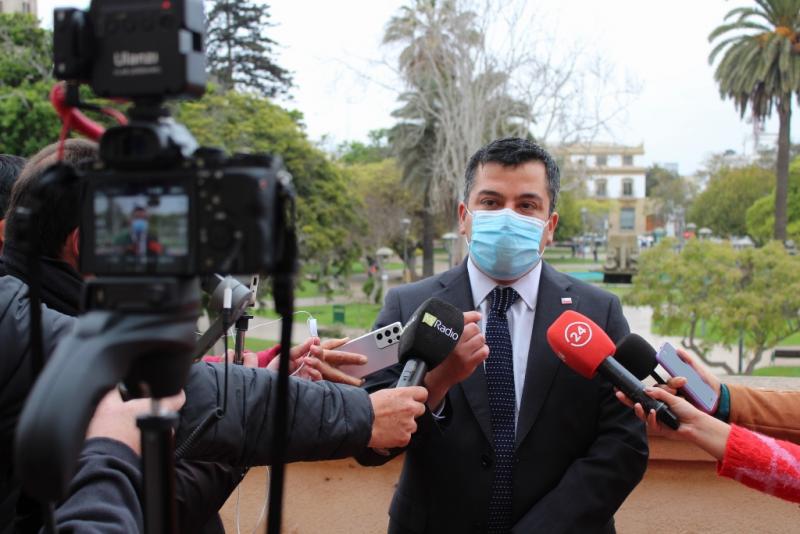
[39, 0, 798, 175]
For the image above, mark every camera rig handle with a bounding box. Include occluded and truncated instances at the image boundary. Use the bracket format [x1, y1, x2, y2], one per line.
[15, 308, 197, 502]
[50, 82, 128, 142]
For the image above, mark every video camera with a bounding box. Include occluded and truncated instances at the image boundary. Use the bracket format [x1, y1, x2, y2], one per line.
[53, 0, 295, 281]
[16, 2, 298, 532]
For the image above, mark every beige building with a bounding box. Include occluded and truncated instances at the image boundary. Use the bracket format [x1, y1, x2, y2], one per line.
[0, 0, 36, 15]
[555, 142, 648, 236]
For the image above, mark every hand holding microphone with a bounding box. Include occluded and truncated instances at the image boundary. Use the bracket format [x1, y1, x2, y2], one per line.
[546, 310, 680, 430]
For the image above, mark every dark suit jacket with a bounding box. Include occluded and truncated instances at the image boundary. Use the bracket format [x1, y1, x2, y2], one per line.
[359, 261, 648, 534]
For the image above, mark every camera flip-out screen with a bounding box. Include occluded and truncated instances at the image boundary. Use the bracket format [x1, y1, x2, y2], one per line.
[91, 183, 191, 274]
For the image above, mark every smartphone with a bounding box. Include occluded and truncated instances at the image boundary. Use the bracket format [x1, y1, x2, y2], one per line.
[656, 342, 719, 413]
[336, 322, 403, 379]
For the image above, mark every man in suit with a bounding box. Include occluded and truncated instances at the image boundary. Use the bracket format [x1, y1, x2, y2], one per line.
[360, 137, 648, 533]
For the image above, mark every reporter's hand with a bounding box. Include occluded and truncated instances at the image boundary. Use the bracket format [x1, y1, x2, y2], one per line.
[223, 349, 259, 368]
[671, 347, 721, 396]
[308, 337, 367, 386]
[86, 389, 186, 456]
[615, 386, 730, 459]
[267, 337, 323, 381]
[424, 311, 487, 409]
[367, 386, 428, 450]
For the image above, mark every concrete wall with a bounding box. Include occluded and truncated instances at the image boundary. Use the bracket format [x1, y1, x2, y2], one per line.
[220, 378, 800, 533]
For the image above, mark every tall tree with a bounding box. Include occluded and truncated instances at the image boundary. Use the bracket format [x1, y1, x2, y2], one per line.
[709, 0, 800, 242]
[646, 165, 695, 228]
[383, 0, 531, 276]
[0, 14, 60, 156]
[205, 0, 292, 96]
[688, 165, 773, 237]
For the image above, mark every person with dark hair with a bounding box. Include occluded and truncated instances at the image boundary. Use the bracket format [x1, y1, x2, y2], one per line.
[0, 154, 27, 254]
[360, 137, 647, 533]
[0, 139, 98, 315]
[0, 140, 430, 533]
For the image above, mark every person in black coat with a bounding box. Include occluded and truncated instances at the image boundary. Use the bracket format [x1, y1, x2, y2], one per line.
[359, 138, 647, 534]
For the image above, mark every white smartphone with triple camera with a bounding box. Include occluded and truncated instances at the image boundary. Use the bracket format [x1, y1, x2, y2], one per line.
[336, 322, 403, 379]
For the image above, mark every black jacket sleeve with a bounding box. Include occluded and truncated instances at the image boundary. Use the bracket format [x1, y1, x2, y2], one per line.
[176, 363, 374, 466]
[50, 438, 142, 534]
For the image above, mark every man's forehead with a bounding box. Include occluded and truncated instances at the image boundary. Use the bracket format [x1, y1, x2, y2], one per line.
[470, 161, 550, 201]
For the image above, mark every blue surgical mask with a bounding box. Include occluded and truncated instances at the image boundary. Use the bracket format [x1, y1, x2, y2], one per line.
[131, 218, 148, 235]
[467, 208, 546, 280]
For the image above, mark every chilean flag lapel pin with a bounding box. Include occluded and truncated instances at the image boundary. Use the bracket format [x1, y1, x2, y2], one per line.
[561, 297, 572, 305]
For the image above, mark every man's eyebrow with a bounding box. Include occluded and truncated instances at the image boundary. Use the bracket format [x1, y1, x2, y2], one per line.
[517, 192, 545, 202]
[475, 189, 503, 197]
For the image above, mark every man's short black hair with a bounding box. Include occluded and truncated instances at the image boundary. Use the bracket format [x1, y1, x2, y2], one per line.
[4, 139, 98, 258]
[464, 137, 561, 214]
[0, 155, 26, 218]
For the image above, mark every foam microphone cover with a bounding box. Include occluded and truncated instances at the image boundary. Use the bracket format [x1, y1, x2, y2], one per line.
[614, 334, 658, 380]
[546, 310, 616, 379]
[398, 297, 464, 371]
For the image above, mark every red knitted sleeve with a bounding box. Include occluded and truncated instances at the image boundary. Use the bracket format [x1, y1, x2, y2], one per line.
[718, 424, 800, 503]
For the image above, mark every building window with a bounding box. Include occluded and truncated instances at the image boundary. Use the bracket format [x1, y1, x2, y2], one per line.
[623, 154, 633, 166]
[620, 207, 636, 230]
[622, 178, 634, 197]
[595, 155, 607, 167]
[595, 179, 607, 197]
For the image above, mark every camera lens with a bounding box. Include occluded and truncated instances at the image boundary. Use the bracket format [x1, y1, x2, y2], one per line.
[376, 333, 383, 340]
[393, 326, 399, 333]
[384, 330, 390, 338]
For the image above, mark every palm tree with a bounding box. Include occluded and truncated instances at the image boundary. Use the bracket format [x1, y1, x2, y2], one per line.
[383, 0, 477, 278]
[384, 0, 531, 276]
[709, 0, 800, 242]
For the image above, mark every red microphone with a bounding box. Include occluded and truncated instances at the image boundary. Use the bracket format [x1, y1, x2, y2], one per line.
[547, 310, 679, 430]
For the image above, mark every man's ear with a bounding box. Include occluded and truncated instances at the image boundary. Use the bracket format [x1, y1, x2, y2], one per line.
[458, 202, 469, 237]
[544, 212, 559, 247]
[64, 228, 80, 265]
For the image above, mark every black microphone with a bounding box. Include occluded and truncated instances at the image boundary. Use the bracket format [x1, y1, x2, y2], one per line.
[395, 297, 464, 388]
[614, 334, 666, 384]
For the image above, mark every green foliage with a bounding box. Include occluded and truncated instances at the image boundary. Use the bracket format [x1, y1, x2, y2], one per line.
[687, 165, 773, 237]
[709, 0, 800, 241]
[646, 165, 695, 225]
[176, 89, 365, 288]
[753, 366, 800, 377]
[0, 14, 51, 88]
[709, 1, 800, 120]
[0, 15, 60, 157]
[205, 0, 292, 96]
[746, 158, 800, 244]
[0, 81, 61, 157]
[336, 129, 393, 164]
[628, 239, 800, 374]
[553, 189, 581, 241]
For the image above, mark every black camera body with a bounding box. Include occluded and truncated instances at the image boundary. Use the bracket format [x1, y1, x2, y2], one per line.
[80, 147, 294, 278]
[54, 0, 206, 100]
[53, 0, 296, 280]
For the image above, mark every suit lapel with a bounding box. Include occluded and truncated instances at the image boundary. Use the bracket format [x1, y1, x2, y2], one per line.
[434, 262, 494, 446]
[515, 262, 578, 449]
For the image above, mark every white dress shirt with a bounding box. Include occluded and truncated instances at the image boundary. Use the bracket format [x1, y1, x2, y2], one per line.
[467, 257, 542, 425]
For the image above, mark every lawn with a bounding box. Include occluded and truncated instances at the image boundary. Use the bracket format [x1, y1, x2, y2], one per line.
[254, 302, 383, 330]
[753, 366, 800, 377]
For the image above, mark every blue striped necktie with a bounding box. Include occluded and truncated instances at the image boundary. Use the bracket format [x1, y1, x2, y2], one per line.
[485, 286, 518, 534]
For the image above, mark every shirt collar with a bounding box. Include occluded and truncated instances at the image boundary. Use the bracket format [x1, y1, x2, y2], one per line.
[467, 257, 541, 312]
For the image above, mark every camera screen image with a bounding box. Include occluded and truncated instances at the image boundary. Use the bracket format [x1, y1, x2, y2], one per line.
[93, 184, 190, 273]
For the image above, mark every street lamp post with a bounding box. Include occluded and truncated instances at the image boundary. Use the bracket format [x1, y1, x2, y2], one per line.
[580, 207, 588, 258]
[400, 217, 411, 282]
[442, 232, 457, 268]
